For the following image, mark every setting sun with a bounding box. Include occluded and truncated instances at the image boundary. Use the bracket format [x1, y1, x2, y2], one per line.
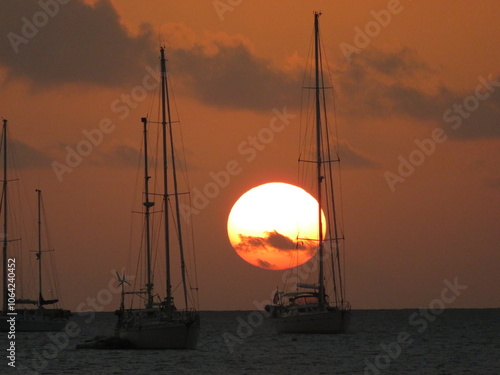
[227, 182, 326, 270]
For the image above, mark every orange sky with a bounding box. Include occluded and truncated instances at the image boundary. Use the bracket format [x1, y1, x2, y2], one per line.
[0, 0, 499, 311]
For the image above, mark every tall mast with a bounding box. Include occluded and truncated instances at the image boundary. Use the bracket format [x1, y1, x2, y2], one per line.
[36, 189, 42, 307]
[141, 117, 154, 308]
[161, 48, 189, 310]
[2, 119, 7, 314]
[160, 48, 173, 306]
[314, 12, 325, 307]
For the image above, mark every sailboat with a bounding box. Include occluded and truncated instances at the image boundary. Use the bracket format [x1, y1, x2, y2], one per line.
[265, 13, 351, 334]
[115, 48, 200, 349]
[0, 119, 69, 332]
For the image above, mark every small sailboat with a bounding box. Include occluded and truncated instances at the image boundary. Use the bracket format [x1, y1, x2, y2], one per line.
[115, 48, 200, 349]
[265, 13, 351, 334]
[0, 119, 69, 332]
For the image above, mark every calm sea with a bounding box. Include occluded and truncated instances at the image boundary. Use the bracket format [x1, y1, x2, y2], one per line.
[1, 309, 499, 374]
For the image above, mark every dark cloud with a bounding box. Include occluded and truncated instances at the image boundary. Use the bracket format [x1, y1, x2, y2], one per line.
[2, 3, 496, 140]
[51, 139, 195, 171]
[169, 42, 301, 110]
[0, 0, 156, 87]
[256, 259, 275, 270]
[485, 176, 500, 190]
[87, 144, 140, 168]
[169, 36, 498, 139]
[234, 230, 314, 253]
[266, 230, 298, 251]
[338, 47, 500, 140]
[9, 139, 52, 169]
[338, 139, 378, 168]
[362, 47, 432, 77]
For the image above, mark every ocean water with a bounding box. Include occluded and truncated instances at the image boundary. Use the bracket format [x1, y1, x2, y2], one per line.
[1, 309, 499, 374]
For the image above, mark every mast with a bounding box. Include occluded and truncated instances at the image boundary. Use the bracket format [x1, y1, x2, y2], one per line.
[161, 48, 189, 310]
[141, 117, 154, 309]
[314, 12, 325, 307]
[36, 189, 42, 308]
[2, 119, 7, 314]
[160, 48, 173, 306]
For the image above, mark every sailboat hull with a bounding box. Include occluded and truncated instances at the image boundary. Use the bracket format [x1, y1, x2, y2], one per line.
[117, 310, 200, 349]
[272, 309, 350, 334]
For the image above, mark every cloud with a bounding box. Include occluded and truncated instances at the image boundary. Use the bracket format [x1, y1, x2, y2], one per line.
[9, 139, 52, 169]
[362, 47, 433, 77]
[256, 259, 275, 270]
[485, 176, 500, 190]
[338, 139, 379, 168]
[266, 230, 298, 251]
[234, 230, 314, 253]
[3, 3, 495, 140]
[337, 46, 500, 140]
[88, 144, 140, 168]
[0, 0, 156, 87]
[169, 40, 301, 110]
[165, 32, 499, 139]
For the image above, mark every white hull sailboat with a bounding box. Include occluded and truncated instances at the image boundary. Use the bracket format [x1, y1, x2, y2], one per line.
[266, 13, 351, 334]
[0, 120, 69, 332]
[115, 48, 200, 349]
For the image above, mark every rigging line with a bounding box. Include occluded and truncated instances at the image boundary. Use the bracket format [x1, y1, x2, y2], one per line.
[126, 126, 144, 308]
[153, 195, 166, 296]
[150, 193, 163, 290]
[147, 129, 162, 296]
[319, 24, 339, 304]
[185, 195, 200, 309]
[168, 75, 194, 206]
[318, 22, 344, 305]
[298, 26, 315, 166]
[330, 87, 348, 302]
[41, 196, 60, 303]
[144, 58, 161, 121]
[149, 121, 164, 286]
[320, 26, 346, 237]
[9, 136, 32, 242]
[151, 109, 161, 200]
[39, 198, 50, 300]
[318, 40, 339, 304]
[165, 80, 189, 312]
[130, 213, 146, 309]
[5, 127, 32, 300]
[165, 70, 200, 309]
[320, 27, 347, 303]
